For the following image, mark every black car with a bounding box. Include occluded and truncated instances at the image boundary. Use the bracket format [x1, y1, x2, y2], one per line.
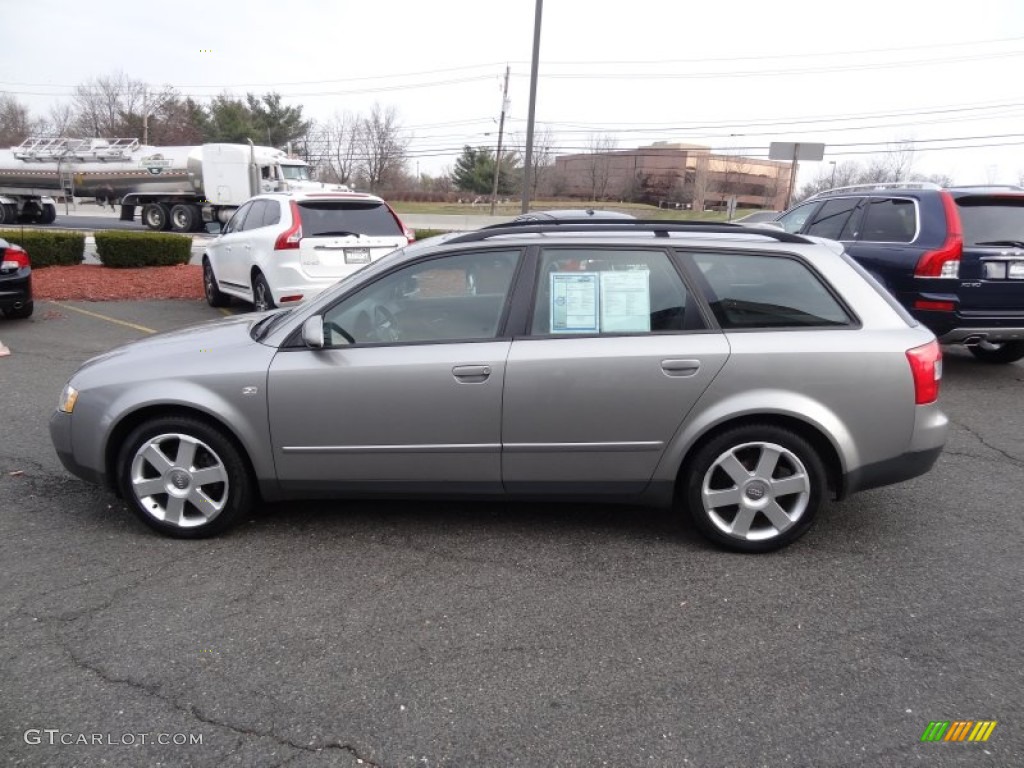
[0, 237, 33, 319]
[777, 183, 1024, 363]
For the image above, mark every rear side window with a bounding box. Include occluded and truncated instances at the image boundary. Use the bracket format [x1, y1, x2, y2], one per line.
[956, 196, 1024, 245]
[859, 197, 918, 242]
[242, 200, 270, 231]
[691, 252, 852, 329]
[298, 201, 402, 237]
[805, 197, 861, 240]
[530, 248, 696, 335]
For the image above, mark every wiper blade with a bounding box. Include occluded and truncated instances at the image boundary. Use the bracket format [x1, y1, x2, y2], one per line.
[974, 240, 1024, 248]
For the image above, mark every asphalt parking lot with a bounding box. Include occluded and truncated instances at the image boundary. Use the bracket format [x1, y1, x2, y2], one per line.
[1, 299, 1022, 767]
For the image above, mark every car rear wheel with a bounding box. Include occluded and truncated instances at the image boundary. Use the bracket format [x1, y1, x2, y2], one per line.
[967, 340, 1024, 364]
[203, 258, 231, 307]
[117, 417, 253, 538]
[683, 424, 825, 553]
[252, 273, 275, 312]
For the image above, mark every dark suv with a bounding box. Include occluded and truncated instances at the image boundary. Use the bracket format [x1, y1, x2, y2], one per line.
[777, 183, 1024, 363]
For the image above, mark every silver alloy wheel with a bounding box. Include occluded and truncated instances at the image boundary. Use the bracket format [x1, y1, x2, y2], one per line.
[129, 432, 230, 528]
[701, 441, 811, 542]
[203, 263, 215, 300]
[253, 280, 270, 312]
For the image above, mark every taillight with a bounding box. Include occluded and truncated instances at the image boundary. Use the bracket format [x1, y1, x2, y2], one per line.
[913, 299, 955, 312]
[388, 205, 414, 243]
[1, 245, 30, 270]
[914, 191, 962, 278]
[906, 340, 942, 405]
[274, 200, 303, 250]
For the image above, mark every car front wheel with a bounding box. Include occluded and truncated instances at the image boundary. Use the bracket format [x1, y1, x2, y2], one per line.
[967, 340, 1024, 364]
[683, 424, 826, 553]
[203, 258, 231, 307]
[117, 417, 253, 538]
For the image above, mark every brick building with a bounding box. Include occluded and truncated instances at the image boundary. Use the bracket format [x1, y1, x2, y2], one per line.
[553, 142, 792, 211]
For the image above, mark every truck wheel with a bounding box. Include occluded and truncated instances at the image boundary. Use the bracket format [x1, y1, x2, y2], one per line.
[142, 203, 170, 231]
[170, 204, 199, 232]
[968, 340, 1024, 364]
[203, 258, 231, 307]
[40, 204, 57, 224]
[0, 204, 15, 225]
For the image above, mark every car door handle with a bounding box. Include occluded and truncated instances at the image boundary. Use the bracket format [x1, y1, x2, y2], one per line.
[661, 359, 701, 377]
[452, 365, 491, 382]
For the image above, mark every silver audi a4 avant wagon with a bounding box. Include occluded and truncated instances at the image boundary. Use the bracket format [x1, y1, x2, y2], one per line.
[50, 220, 948, 552]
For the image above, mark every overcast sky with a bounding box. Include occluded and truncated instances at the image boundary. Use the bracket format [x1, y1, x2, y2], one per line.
[3, 0, 1024, 187]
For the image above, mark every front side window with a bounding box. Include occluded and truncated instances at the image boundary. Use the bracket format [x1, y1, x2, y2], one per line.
[691, 251, 852, 329]
[322, 250, 520, 346]
[805, 197, 861, 240]
[859, 197, 918, 242]
[776, 201, 819, 234]
[530, 248, 693, 335]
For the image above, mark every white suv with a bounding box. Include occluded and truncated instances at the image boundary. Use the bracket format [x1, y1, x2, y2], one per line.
[203, 191, 413, 311]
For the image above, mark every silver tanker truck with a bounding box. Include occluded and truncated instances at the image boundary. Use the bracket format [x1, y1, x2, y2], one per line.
[0, 137, 336, 231]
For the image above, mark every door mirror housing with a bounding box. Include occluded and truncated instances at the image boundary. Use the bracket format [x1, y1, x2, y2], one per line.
[302, 316, 325, 348]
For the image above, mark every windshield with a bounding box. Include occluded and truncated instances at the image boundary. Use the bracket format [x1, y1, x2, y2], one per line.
[281, 164, 310, 181]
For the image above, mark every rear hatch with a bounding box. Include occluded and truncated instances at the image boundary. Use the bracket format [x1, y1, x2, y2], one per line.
[297, 199, 409, 279]
[956, 193, 1024, 313]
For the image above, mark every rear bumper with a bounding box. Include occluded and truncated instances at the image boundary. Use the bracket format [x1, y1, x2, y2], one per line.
[0, 271, 31, 310]
[910, 308, 1024, 343]
[937, 326, 1024, 344]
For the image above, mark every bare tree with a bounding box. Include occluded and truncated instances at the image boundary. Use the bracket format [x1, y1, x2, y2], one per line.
[356, 103, 409, 192]
[0, 94, 40, 145]
[43, 102, 75, 137]
[585, 134, 617, 200]
[520, 125, 557, 198]
[71, 71, 150, 137]
[320, 111, 361, 186]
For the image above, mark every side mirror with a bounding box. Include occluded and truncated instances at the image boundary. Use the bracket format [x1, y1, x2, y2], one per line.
[301, 316, 324, 348]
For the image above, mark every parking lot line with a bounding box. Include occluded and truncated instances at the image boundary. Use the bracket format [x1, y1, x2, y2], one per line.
[47, 301, 157, 334]
[218, 308, 234, 316]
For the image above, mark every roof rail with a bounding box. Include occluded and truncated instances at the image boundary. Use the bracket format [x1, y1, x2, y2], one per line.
[444, 219, 812, 245]
[946, 184, 1024, 192]
[810, 181, 942, 199]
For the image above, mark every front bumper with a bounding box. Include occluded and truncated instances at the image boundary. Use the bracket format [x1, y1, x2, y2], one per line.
[49, 410, 106, 487]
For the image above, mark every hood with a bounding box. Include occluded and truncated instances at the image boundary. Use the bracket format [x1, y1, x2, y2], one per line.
[74, 311, 275, 374]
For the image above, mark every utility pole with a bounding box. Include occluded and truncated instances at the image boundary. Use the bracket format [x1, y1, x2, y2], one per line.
[489, 65, 510, 216]
[142, 88, 148, 145]
[520, 0, 543, 214]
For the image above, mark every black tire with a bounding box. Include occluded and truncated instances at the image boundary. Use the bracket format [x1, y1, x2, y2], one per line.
[682, 424, 826, 553]
[967, 340, 1024, 364]
[142, 203, 170, 231]
[252, 273, 276, 312]
[170, 203, 200, 232]
[40, 204, 57, 224]
[117, 416, 253, 538]
[2, 301, 34, 319]
[0, 204, 15, 225]
[203, 258, 231, 307]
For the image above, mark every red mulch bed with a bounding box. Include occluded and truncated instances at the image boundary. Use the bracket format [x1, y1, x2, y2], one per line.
[32, 264, 204, 301]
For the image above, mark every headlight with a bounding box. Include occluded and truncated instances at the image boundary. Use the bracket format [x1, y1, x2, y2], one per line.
[58, 384, 79, 413]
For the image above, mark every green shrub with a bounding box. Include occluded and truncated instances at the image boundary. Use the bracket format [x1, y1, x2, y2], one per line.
[414, 228, 452, 241]
[94, 231, 193, 268]
[0, 230, 84, 267]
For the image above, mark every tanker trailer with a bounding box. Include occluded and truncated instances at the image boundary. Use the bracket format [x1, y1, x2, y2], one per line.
[0, 138, 327, 231]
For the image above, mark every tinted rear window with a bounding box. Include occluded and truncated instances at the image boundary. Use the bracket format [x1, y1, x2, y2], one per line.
[956, 197, 1024, 245]
[859, 198, 917, 242]
[297, 201, 402, 237]
[692, 252, 852, 329]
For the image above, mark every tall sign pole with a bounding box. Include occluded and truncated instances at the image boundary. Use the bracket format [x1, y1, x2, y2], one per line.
[520, 0, 543, 214]
[490, 65, 510, 216]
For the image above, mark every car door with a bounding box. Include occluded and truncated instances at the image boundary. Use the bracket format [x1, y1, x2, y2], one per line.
[210, 201, 254, 290]
[267, 248, 523, 493]
[501, 246, 730, 495]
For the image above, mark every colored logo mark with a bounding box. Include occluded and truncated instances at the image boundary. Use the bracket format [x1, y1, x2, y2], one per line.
[920, 720, 997, 742]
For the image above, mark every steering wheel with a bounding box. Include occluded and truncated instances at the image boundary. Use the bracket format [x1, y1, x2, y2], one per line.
[323, 320, 355, 345]
[374, 305, 400, 342]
